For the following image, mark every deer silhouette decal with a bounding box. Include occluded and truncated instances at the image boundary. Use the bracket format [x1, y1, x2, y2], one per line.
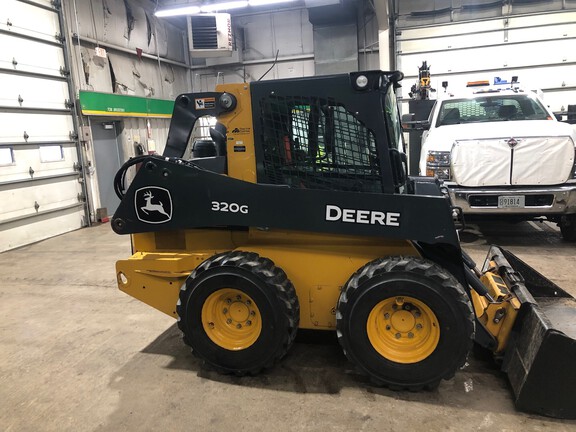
[141, 190, 169, 216]
[135, 186, 172, 224]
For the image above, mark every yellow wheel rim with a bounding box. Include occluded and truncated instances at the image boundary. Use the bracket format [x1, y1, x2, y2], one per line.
[366, 296, 440, 364]
[202, 288, 262, 351]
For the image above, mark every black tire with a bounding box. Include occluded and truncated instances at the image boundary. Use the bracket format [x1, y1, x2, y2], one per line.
[559, 214, 576, 242]
[336, 256, 474, 390]
[177, 251, 299, 375]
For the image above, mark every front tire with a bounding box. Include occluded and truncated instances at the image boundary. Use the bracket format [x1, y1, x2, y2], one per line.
[336, 256, 474, 390]
[559, 214, 576, 242]
[177, 251, 299, 375]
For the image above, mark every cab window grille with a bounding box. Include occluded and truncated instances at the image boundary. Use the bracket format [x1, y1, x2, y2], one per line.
[258, 95, 382, 193]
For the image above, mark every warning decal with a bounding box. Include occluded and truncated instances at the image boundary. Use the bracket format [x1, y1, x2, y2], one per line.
[195, 97, 216, 110]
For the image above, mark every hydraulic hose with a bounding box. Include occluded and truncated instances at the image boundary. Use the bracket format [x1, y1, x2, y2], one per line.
[113, 155, 150, 199]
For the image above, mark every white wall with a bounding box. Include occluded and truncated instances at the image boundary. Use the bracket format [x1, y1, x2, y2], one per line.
[396, 10, 576, 113]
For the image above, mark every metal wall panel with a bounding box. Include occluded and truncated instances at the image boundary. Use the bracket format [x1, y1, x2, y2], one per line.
[0, 0, 60, 42]
[101, 52, 184, 100]
[401, 39, 575, 75]
[238, 10, 312, 62]
[395, 0, 568, 27]
[0, 0, 85, 252]
[0, 142, 78, 182]
[0, 76, 70, 110]
[314, 23, 359, 76]
[0, 176, 81, 220]
[0, 34, 65, 76]
[78, 46, 114, 92]
[71, 0, 184, 62]
[121, 117, 171, 156]
[0, 113, 74, 143]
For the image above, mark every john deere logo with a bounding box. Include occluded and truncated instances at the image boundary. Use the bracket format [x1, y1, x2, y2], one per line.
[134, 186, 172, 224]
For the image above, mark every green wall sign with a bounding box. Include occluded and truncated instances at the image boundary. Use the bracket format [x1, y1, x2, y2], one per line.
[79, 91, 174, 118]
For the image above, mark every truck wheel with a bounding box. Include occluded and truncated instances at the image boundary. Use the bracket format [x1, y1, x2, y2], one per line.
[336, 256, 474, 390]
[559, 215, 576, 242]
[177, 251, 299, 375]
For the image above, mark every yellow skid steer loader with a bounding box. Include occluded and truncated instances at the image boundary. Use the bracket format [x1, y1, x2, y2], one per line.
[111, 71, 576, 419]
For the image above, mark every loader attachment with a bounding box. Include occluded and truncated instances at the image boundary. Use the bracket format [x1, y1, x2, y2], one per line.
[482, 246, 576, 419]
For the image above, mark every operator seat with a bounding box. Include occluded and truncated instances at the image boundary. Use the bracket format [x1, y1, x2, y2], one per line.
[189, 122, 227, 174]
[209, 122, 227, 156]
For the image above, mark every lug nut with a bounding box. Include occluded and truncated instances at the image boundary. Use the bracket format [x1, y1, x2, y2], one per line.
[416, 324, 423, 330]
[408, 332, 414, 338]
[386, 325, 391, 331]
[236, 295, 241, 300]
[223, 308, 228, 314]
[226, 298, 232, 304]
[246, 300, 251, 305]
[208, 322, 214, 329]
[384, 313, 390, 320]
[250, 311, 256, 316]
[226, 318, 232, 324]
[246, 320, 252, 326]
[395, 333, 401, 339]
[236, 324, 242, 329]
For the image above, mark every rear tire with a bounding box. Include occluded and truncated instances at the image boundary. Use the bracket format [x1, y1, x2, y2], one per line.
[177, 251, 299, 375]
[336, 256, 474, 390]
[560, 214, 576, 242]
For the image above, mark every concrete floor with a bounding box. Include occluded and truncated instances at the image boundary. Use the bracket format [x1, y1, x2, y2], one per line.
[1, 221, 575, 431]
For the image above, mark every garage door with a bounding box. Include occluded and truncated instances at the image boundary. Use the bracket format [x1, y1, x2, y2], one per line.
[396, 9, 576, 113]
[0, 0, 87, 252]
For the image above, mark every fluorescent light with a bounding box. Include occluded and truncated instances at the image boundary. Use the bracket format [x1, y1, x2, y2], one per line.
[200, 1, 248, 12]
[249, 0, 296, 5]
[155, 5, 201, 17]
[155, 0, 297, 17]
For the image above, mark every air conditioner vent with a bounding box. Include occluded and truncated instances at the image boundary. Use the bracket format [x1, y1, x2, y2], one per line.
[188, 13, 233, 57]
[190, 16, 218, 49]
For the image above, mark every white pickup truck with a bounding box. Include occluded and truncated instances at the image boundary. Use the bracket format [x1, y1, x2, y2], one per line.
[417, 85, 576, 241]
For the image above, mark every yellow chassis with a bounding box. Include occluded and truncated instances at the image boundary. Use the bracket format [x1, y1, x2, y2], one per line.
[116, 228, 418, 330]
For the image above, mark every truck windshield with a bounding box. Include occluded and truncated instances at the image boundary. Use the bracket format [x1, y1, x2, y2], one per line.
[436, 93, 550, 127]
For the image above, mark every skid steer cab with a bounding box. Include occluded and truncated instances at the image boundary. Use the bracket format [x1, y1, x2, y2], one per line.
[112, 71, 576, 419]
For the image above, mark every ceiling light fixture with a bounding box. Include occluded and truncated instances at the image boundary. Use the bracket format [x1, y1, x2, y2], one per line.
[200, 1, 248, 12]
[249, 0, 296, 5]
[155, 0, 297, 16]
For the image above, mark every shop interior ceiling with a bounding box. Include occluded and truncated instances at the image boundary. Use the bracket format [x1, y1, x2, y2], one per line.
[71, 0, 382, 97]
[153, 0, 366, 25]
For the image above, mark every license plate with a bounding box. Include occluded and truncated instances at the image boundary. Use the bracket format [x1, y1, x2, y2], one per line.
[498, 195, 525, 208]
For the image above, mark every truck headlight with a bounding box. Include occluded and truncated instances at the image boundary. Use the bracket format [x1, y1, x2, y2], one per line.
[426, 150, 452, 180]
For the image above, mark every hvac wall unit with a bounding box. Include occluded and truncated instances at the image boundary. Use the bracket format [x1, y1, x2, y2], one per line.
[188, 13, 233, 57]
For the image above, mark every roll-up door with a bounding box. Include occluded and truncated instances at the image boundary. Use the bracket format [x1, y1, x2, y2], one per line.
[396, 9, 576, 113]
[0, 0, 87, 252]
